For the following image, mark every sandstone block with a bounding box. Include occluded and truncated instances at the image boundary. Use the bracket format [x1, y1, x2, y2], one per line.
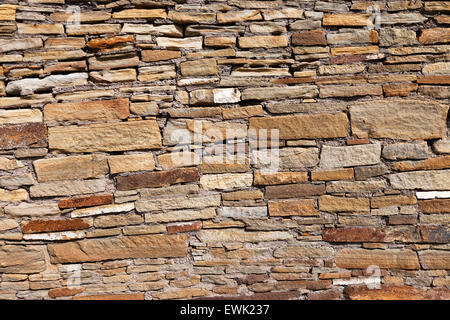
[319, 195, 369, 213]
[48, 120, 162, 153]
[269, 199, 318, 216]
[30, 180, 107, 198]
[320, 144, 381, 168]
[239, 36, 288, 48]
[249, 113, 348, 139]
[116, 168, 199, 191]
[180, 58, 218, 77]
[108, 154, 155, 174]
[136, 195, 221, 212]
[200, 173, 252, 190]
[48, 234, 188, 263]
[197, 229, 292, 243]
[34, 155, 108, 182]
[336, 248, 420, 269]
[389, 170, 450, 190]
[265, 184, 325, 199]
[0, 246, 45, 274]
[350, 99, 448, 140]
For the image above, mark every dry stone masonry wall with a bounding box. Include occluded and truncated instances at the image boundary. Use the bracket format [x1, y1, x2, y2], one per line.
[0, 0, 449, 300]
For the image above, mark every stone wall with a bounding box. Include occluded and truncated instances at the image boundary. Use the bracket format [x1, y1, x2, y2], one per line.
[0, 0, 449, 300]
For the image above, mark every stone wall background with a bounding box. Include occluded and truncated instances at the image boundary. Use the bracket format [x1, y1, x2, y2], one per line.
[0, 0, 449, 300]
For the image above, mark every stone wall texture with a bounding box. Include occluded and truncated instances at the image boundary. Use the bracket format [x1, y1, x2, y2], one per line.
[0, 0, 449, 300]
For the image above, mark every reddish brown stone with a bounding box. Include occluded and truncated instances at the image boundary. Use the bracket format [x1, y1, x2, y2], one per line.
[22, 218, 90, 234]
[265, 184, 326, 200]
[277, 280, 332, 291]
[87, 35, 134, 51]
[73, 293, 145, 300]
[420, 226, 450, 244]
[418, 28, 450, 45]
[58, 194, 113, 209]
[383, 83, 418, 97]
[346, 138, 370, 145]
[323, 227, 386, 243]
[292, 30, 327, 46]
[48, 287, 85, 298]
[167, 221, 202, 234]
[418, 75, 450, 85]
[116, 167, 200, 191]
[235, 274, 269, 285]
[307, 288, 341, 300]
[418, 199, 450, 213]
[0, 123, 47, 150]
[344, 284, 450, 300]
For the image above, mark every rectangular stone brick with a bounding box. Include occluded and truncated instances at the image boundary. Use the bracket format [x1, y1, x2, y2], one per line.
[145, 208, 216, 223]
[58, 194, 113, 210]
[0, 4, 16, 21]
[108, 154, 156, 174]
[239, 36, 288, 48]
[269, 199, 318, 217]
[48, 234, 188, 263]
[419, 250, 450, 269]
[336, 248, 420, 269]
[350, 99, 448, 140]
[0, 246, 45, 274]
[389, 170, 450, 190]
[249, 113, 348, 139]
[112, 9, 167, 19]
[292, 30, 327, 45]
[22, 218, 90, 234]
[418, 199, 450, 213]
[265, 184, 326, 199]
[116, 168, 199, 191]
[319, 195, 370, 213]
[242, 86, 318, 100]
[44, 99, 130, 123]
[371, 195, 417, 209]
[167, 221, 202, 234]
[200, 173, 252, 190]
[311, 168, 354, 181]
[323, 227, 386, 243]
[197, 229, 292, 243]
[18, 23, 64, 35]
[323, 14, 371, 26]
[392, 156, 450, 172]
[320, 144, 381, 168]
[0, 123, 47, 150]
[141, 50, 181, 62]
[419, 28, 450, 44]
[254, 171, 308, 186]
[136, 195, 221, 212]
[180, 58, 218, 76]
[34, 155, 108, 182]
[30, 179, 107, 198]
[326, 181, 386, 193]
[320, 84, 382, 98]
[345, 284, 450, 300]
[48, 120, 162, 153]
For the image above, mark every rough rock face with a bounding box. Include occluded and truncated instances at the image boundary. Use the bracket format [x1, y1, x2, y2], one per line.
[0, 0, 448, 301]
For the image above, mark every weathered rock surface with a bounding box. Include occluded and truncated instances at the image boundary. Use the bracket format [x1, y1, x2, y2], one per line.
[48, 234, 188, 263]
